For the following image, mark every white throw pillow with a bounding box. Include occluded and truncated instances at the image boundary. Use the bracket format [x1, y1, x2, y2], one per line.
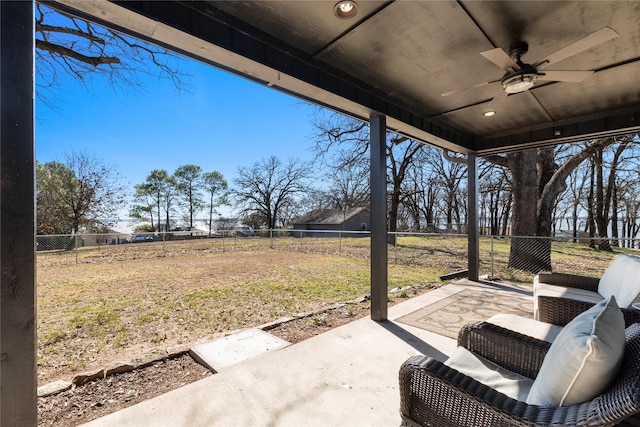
[598, 254, 640, 307]
[526, 296, 625, 407]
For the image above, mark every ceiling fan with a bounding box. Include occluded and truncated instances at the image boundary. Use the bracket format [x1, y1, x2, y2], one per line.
[441, 27, 619, 110]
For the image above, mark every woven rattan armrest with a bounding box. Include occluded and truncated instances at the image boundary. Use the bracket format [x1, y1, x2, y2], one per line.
[457, 321, 550, 379]
[536, 272, 600, 292]
[399, 324, 640, 427]
[537, 296, 640, 327]
[399, 354, 533, 427]
[399, 355, 615, 427]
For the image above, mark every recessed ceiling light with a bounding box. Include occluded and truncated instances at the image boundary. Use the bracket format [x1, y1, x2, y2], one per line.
[483, 111, 496, 117]
[334, 1, 358, 19]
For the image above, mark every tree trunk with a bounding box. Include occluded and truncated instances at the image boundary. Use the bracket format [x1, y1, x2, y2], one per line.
[208, 194, 214, 237]
[507, 149, 552, 272]
[572, 202, 579, 243]
[594, 149, 612, 250]
[501, 190, 512, 236]
[156, 199, 161, 233]
[587, 158, 597, 248]
[388, 188, 400, 245]
[604, 143, 626, 249]
[489, 192, 497, 235]
[611, 183, 619, 247]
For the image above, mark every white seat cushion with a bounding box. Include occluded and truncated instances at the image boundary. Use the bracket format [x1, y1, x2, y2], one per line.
[445, 346, 533, 401]
[487, 313, 563, 343]
[526, 296, 625, 407]
[533, 281, 604, 319]
[598, 254, 640, 307]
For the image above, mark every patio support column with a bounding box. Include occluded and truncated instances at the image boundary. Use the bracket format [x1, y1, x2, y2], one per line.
[370, 113, 387, 321]
[1, 1, 37, 425]
[467, 153, 479, 281]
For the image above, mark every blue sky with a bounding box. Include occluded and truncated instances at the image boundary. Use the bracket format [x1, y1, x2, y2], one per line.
[36, 55, 322, 219]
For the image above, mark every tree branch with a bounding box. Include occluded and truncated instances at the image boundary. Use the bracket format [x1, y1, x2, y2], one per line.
[36, 39, 120, 67]
[36, 22, 106, 45]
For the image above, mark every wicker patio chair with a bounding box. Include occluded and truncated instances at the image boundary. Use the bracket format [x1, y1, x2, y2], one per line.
[399, 321, 640, 427]
[535, 254, 640, 327]
[536, 271, 640, 327]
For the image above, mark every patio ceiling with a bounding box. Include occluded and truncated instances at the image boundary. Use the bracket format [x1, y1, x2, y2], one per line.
[49, 0, 640, 155]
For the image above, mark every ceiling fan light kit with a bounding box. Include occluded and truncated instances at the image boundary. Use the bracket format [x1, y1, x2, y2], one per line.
[502, 73, 537, 94]
[440, 27, 619, 114]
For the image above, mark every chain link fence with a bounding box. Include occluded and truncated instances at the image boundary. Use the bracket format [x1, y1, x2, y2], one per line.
[36, 231, 638, 284]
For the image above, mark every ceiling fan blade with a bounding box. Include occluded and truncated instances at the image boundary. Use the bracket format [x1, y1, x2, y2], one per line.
[532, 27, 618, 69]
[441, 78, 501, 97]
[487, 90, 508, 109]
[537, 70, 594, 82]
[480, 48, 521, 71]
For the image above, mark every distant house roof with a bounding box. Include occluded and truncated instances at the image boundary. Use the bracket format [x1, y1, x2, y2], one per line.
[293, 207, 369, 226]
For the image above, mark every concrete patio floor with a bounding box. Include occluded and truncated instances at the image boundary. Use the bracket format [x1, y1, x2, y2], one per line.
[82, 279, 532, 427]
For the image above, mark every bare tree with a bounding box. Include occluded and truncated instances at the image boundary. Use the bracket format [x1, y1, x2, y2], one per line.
[619, 182, 640, 248]
[35, 3, 188, 105]
[401, 148, 441, 231]
[558, 163, 590, 242]
[479, 163, 512, 236]
[36, 151, 126, 234]
[323, 153, 370, 210]
[619, 151, 640, 248]
[427, 151, 467, 232]
[312, 111, 425, 236]
[232, 157, 312, 229]
[591, 137, 637, 250]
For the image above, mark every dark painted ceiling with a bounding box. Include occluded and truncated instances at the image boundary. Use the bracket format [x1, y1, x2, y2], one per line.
[50, 0, 640, 154]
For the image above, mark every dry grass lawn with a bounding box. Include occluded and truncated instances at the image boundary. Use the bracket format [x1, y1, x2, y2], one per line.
[37, 235, 623, 385]
[37, 237, 441, 384]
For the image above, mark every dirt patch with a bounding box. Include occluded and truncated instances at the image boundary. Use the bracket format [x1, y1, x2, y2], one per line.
[38, 354, 211, 427]
[267, 300, 372, 342]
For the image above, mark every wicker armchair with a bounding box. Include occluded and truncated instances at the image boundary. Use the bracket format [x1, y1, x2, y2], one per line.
[536, 272, 640, 327]
[399, 321, 640, 427]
